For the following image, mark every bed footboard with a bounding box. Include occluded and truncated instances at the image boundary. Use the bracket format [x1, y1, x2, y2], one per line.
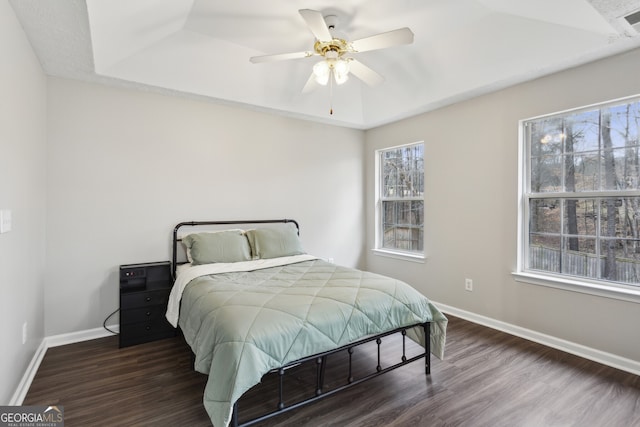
[231, 322, 431, 427]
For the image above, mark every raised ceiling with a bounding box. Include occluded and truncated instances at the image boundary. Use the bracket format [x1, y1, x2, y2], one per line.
[10, 0, 640, 129]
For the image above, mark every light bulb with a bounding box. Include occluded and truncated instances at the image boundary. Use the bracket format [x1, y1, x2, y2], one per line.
[334, 59, 349, 75]
[313, 61, 330, 86]
[333, 59, 350, 85]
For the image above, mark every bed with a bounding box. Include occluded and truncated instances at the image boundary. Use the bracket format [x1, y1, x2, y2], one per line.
[166, 219, 447, 427]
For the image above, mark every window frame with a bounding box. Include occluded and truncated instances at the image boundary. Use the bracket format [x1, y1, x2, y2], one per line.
[374, 141, 426, 262]
[515, 94, 640, 303]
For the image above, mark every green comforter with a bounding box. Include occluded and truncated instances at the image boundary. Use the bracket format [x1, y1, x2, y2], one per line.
[172, 256, 447, 427]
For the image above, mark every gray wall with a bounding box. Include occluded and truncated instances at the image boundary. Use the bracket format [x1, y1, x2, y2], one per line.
[365, 47, 640, 363]
[45, 77, 365, 336]
[0, 2, 47, 404]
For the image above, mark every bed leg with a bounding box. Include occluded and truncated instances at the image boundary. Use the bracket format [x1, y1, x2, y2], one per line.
[231, 402, 239, 427]
[424, 322, 431, 375]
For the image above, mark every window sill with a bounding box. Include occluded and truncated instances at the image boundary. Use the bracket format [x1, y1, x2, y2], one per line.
[512, 271, 640, 304]
[371, 248, 426, 263]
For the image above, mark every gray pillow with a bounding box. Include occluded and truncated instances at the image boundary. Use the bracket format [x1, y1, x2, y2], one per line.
[245, 226, 305, 259]
[182, 230, 252, 265]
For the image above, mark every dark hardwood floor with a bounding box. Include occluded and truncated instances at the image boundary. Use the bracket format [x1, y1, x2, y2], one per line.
[24, 316, 640, 426]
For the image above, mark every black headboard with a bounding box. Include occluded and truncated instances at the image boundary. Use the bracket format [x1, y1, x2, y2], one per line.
[171, 219, 299, 279]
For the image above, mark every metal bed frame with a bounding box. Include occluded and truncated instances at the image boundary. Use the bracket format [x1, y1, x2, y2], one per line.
[172, 219, 431, 427]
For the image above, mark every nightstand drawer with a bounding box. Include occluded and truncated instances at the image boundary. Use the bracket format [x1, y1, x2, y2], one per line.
[119, 320, 175, 346]
[121, 289, 169, 310]
[122, 320, 174, 336]
[120, 305, 168, 325]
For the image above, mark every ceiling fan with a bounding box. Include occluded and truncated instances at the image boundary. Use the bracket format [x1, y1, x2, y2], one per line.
[249, 9, 414, 94]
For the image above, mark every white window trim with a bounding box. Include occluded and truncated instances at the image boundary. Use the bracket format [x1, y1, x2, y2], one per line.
[374, 141, 425, 260]
[372, 247, 426, 263]
[515, 94, 640, 304]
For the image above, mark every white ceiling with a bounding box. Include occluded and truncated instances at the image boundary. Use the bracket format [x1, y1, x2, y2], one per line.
[9, 0, 640, 129]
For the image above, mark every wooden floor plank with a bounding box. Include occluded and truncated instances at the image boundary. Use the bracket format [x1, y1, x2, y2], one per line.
[23, 316, 640, 426]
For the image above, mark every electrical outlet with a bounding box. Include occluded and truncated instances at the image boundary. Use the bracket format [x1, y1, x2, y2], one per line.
[0, 209, 12, 233]
[465, 278, 473, 292]
[22, 322, 27, 344]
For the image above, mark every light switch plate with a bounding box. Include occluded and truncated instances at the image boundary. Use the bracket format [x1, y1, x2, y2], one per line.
[0, 209, 12, 233]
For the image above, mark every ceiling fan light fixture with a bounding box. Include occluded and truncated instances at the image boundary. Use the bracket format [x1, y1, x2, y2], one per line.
[313, 58, 350, 86]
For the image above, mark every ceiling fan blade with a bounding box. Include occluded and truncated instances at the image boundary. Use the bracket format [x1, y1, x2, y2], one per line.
[250, 50, 315, 63]
[349, 59, 385, 86]
[299, 9, 333, 41]
[301, 73, 319, 94]
[350, 27, 414, 53]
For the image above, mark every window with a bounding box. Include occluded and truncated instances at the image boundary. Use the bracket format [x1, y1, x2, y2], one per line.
[519, 96, 640, 294]
[376, 142, 424, 258]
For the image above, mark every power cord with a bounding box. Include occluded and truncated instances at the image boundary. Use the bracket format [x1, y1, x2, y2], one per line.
[103, 308, 119, 335]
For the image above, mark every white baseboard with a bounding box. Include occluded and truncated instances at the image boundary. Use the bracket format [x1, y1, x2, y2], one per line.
[9, 340, 47, 406]
[9, 324, 119, 405]
[46, 324, 119, 348]
[434, 302, 640, 377]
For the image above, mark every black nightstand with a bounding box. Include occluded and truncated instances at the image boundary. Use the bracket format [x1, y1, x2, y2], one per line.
[119, 261, 176, 348]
